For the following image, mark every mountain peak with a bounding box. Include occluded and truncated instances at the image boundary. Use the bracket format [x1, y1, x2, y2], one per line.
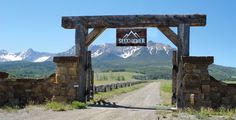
[27, 48, 34, 52]
[0, 41, 175, 62]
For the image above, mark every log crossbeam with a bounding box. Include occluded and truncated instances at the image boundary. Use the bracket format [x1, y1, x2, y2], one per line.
[86, 27, 106, 46]
[62, 14, 206, 29]
[157, 27, 178, 46]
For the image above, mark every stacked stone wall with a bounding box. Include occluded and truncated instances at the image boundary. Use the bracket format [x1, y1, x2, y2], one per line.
[181, 56, 236, 108]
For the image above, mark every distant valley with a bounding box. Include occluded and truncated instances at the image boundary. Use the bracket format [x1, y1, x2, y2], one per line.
[0, 41, 236, 81]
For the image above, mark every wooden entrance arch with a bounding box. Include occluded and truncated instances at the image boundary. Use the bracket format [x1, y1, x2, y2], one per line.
[61, 14, 206, 108]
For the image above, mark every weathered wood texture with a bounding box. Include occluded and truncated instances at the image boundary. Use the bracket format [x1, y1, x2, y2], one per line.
[177, 24, 190, 63]
[179, 24, 190, 56]
[62, 14, 206, 29]
[176, 24, 190, 108]
[86, 27, 106, 46]
[157, 27, 178, 46]
[172, 51, 177, 104]
[75, 24, 88, 102]
[91, 70, 94, 100]
[86, 51, 92, 101]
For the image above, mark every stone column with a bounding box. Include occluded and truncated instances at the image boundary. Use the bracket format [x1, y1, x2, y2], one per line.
[53, 56, 79, 102]
[182, 56, 214, 108]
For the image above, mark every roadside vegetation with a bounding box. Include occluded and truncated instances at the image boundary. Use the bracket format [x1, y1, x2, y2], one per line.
[158, 80, 236, 120]
[159, 80, 172, 106]
[94, 82, 148, 101]
[45, 101, 87, 111]
[94, 71, 141, 85]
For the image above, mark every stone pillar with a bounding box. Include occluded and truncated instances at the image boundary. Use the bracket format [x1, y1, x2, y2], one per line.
[182, 56, 214, 108]
[53, 56, 79, 101]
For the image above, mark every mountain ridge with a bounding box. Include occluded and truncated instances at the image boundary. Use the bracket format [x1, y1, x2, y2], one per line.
[1, 41, 236, 80]
[0, 41, 175, 62]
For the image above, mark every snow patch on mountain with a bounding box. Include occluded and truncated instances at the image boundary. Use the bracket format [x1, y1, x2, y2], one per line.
[92, 50, 103, 58]
[34, 56, 50, 62]
[0, 41, 176, 62]
[0, 53, 22, 61]
[119, 47, 141, 58]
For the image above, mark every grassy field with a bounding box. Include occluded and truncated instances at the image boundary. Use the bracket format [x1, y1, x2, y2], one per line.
[94, 71, 142, 85]
[94, 83, 148, 101]
[159, 80, 172, 106]
[94, 71, 140, 81]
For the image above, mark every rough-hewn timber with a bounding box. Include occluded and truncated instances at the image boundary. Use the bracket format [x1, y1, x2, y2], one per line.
[75, 24, 88, 102]
[157, 27, 178, 46]
[172, 51, 177, 104]
[86, 27, 106, 46]
[62, 14, 206, 29]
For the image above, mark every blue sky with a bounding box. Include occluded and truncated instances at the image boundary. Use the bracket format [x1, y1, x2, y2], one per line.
[1, 0, 236, 67]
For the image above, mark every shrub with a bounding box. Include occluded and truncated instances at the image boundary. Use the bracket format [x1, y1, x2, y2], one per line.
[45, 101, 72, 111]
[71, 101, 87, 109]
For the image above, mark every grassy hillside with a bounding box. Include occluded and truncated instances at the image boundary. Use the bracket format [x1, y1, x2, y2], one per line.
[0, 61, 55, 78]
[0, 61, 236, 81]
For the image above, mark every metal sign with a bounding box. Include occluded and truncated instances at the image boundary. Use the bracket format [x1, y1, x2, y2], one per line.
[116, 28, 147, 46]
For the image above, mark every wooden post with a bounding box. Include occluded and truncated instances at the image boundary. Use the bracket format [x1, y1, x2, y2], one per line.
[178, 24, 190, 57]
[86, 51, 92, 101]
[176, 23, 190, 108]
[75, 22, 88, 102]
[172, 51, 177, 104]
[91, 70, 94, 99]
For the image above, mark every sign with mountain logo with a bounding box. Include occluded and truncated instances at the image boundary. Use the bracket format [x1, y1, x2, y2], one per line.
[116, 28, 147, 46]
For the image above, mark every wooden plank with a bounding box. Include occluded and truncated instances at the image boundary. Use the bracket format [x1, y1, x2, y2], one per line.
[86, 27, 106, 46]
[75, 23, 88, 102]
[157, 27, 178, 46]
[62, 14, 206, 29]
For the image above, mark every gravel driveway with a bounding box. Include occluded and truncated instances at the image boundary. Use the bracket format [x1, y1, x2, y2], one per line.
[0, 82, 161, 120]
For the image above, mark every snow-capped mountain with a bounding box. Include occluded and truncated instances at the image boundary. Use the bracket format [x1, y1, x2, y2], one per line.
[0, 49, 53, 62]
[88, 41, 175, 59]
[0, 41, 175, 62]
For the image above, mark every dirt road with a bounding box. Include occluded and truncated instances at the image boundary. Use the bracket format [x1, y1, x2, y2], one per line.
[0, 82, 161, 120]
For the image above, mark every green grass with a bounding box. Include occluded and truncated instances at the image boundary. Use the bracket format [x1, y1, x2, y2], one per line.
[159, 80, 172, 106]
[71, 101, 87, 109]
[94, 83, 148, 101]
[45, 101, 73, 111]
[45, 101, 87, 111]
[94, 71, 143, 85]
[94, 71, 141, 81]
[184, 107, 236, 119]
[94, 80, 118, 85]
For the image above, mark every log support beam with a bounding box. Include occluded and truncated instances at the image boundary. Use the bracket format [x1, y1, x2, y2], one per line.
[157, 27, 178, 46]
[75, 23, 88, 102]
[176, 24, 190, 108]
[86, 27, 106, 46]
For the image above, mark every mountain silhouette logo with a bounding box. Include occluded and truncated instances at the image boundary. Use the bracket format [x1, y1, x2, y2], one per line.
[122, 30, 141, 39]
[116, 28, 147, 46]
